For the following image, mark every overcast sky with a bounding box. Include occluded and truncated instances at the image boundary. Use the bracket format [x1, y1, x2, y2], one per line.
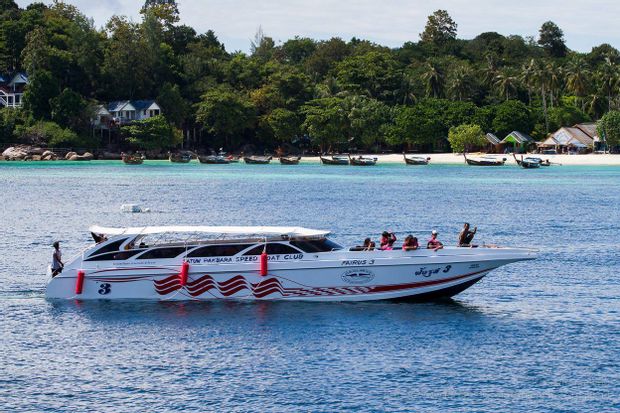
[15, 0, 620, 53]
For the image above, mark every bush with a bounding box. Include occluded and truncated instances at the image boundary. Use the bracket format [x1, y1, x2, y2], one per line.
[15, 121, 83, 147]
[121, 115, 182, 150]
[448, 123, 486, 153]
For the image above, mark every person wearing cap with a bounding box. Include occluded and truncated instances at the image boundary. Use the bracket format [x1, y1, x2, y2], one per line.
[51, 241, 64, 277]
[380, 231, 397, 250]
[427, 230, 443, 251]
[458, 223, 477, 247]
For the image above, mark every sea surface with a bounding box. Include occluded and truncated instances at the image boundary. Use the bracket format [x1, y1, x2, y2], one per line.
[0, 160, 618, 412]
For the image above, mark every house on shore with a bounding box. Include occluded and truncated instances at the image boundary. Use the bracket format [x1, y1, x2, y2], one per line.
[93, 100, 162, 128]
[0, 73, 28, 108]
[501, 131, 535, 153]
[538, 123, 597, 154]
[484, 133, 502, 153]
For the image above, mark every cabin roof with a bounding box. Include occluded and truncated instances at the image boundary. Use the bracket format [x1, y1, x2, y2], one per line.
[502, 131, 534, 144]
[485, 133, 501, 145]
[132, 100, 159, 111]
[9, 72, 28, 85]
[543, 126, 594, 147]
[89, 225, 330, 238]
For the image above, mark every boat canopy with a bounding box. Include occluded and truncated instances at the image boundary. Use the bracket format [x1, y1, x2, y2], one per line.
[89, 225, 330, 238]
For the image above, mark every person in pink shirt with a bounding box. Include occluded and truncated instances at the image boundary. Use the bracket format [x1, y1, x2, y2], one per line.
[426, 230, 443, 251]
[380, 231, 397, 250]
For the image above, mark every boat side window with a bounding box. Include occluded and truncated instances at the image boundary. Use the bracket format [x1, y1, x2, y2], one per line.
[186, 244, 253, 257]
[243, 243, 302, 255]
[88, 238, 128, 257]
[136, 247, 187, 260]
[85, 250, 143, 261]
[289, 238, 342, 253]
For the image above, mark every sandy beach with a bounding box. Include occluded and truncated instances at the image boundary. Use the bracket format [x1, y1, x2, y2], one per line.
[305, 153, 620, 166]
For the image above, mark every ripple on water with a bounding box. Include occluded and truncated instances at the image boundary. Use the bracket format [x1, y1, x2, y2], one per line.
[0, 162, 619, 412]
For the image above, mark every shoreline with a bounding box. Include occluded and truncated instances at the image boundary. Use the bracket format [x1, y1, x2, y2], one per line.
[2, 153, 620, 166]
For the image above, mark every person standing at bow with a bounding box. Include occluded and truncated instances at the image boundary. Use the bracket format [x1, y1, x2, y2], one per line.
[51, 241, 64, 277]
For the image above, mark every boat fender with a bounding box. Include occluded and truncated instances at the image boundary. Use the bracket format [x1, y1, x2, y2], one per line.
[75, 270, 85, 295]
[260, 250, 268, 276]
[179, 261, 189, 286]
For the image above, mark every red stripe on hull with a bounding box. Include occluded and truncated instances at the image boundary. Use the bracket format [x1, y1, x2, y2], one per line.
[152, 269, 490, 299]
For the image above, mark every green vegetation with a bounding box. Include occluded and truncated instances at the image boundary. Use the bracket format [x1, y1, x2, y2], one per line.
[448, 124, 486, 153]
[597, 111, 620, 148]
[121, 115, 182, 150]
[1, 2, 619, 152]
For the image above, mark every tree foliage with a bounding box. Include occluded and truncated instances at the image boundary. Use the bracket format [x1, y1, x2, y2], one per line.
[121, 115, 181, 150]
[0, 2, 617, 152]
[448, 124, 486, 153]
[420, 10, 457, 49]
[597, 110, 620, 148]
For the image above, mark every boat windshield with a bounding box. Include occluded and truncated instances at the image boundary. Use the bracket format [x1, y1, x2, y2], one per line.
[289, 238, 343, 252]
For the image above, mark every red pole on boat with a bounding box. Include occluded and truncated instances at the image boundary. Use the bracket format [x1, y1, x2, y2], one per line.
[75, 270, 85, 295]
[260, 246, 268, 276]
[179, 261, 189, 286]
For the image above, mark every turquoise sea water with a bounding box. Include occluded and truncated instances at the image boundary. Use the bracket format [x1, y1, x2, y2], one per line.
[0, 161, 619, 412]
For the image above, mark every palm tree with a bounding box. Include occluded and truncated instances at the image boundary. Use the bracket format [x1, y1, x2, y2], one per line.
[421, 59, 445, 98]
[493, 69, 518, 100]
[565, 56, 591, 111]
[398, 71, 418, 105]
[546, 61, 564, 108]
[448, 64, 474, 101]
[532, 59, 550, 133]
[520, 59, 537, 105]
[598, 57, 619, 111]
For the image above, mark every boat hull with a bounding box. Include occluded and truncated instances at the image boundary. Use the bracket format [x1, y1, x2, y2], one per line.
[45, 248, 535, 302]
[320, 156, 349, 165]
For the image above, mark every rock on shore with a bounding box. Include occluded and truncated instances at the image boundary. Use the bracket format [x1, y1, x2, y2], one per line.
[2, 145, 59, 161]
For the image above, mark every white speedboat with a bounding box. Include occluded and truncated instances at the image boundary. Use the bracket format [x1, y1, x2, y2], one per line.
[45, 226, 536, 301]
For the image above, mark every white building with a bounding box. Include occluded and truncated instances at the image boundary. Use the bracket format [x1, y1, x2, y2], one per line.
[0, 73, 28, 108]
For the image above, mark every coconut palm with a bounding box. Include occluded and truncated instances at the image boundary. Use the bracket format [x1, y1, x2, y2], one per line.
[447, 63, 474, 101]
[598, 57, 619, 111]
[520, 59, 537, 105]
[546, 61, 564, 108]
[493, 68, 519, 100]
[398, 71, 418, 105]
[421, 59, 445, 98]
[565, 56, 591, 111]
[531, 59, 550, 132]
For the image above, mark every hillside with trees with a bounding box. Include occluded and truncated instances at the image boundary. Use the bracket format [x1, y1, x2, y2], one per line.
[1, 1, 620, 153]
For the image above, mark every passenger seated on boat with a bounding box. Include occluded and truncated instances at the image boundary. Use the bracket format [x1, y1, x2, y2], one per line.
[402, 235, 419, 251]
[124, 241, 135, 250]
[361, 238, 375, 251]
[427, 230, 443, 251]
[380, 231, 396, 250]
[458, 223, 477, 247]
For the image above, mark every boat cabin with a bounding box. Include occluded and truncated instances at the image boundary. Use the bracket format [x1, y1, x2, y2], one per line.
[84, 226, 342, 263]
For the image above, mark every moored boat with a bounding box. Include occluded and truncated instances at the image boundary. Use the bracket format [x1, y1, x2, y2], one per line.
[279, 156, 301, 165]
[404, 154, 431, 165]
[169, 152, 193, 163]
[320, 155, 349, 165]
[121, 153, 144, 165]
[226, 155, 241, 163]
[513, 154, 540, 169]
[198, 155, 230, 164]
[464, 153, 507, 166]
[348, 155, 377, 166]
[244, 155, 272, 164]
[45, 225, 536, 301]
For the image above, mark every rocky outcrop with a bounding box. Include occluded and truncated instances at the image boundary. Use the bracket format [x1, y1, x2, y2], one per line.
[64, 151, 93, 161]
[2, 145, 53, 161]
